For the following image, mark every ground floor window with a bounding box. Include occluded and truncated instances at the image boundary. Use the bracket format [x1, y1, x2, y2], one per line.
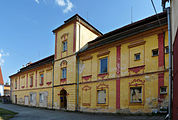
[130, 87, 142, 103]
[30, 94, 33, 103]
[39, 93, 44, 102]
[97, 90, 106, 104]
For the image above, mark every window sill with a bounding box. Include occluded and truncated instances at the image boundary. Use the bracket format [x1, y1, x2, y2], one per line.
[98, 72, 108, 76]
[129, 102, 144, 106]
[152, 55, 158, 57]
[46, 82, 52, 85]
[96, 103, 108, 106]
[82, 75, 92, 81]
[60, 78, 67, 83]
[134, 59, 140, 61]
[97, 73, 108, 79]
[62, 50, 67, 53]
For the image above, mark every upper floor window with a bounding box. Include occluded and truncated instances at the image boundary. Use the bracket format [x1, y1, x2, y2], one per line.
[152, 49, 159, 56]
[63, 41, 67, 52]
[40, 74, 44, 86]
[62, 67, 67, 79]
[15, 79, 17, 89]
[100, 57, 108, 74]
[134, 53, 140, 61]
[165, 46, 169, 54]
[30, 76, 33, 87]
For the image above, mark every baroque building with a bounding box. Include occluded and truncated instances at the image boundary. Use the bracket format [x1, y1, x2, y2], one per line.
[10, 12, 170, 113]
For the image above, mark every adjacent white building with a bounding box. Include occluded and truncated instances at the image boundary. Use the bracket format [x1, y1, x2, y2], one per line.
[0, 66, 4, 96]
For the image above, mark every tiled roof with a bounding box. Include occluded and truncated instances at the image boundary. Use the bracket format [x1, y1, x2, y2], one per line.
[0, 66, 4, 85]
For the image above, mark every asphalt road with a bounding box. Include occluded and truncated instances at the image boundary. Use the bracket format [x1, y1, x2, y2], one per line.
[0, 103, 165, 120]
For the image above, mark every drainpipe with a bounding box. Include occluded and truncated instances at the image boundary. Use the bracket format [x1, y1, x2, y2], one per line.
[167, 7, 173, 120]
[76, 55, 80, 111]
[52, 60, 54, 109]
[76, 18, 81, 111]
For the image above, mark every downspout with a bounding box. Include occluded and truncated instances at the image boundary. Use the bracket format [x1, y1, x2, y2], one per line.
[76, 54, 80, 111]
[76, 18, 81, 111]
[52, 60, 54, 109]
[167, 7, 173, 120]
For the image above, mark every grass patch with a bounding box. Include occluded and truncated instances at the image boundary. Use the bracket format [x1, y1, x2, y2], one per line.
[0, 108, 17, 120]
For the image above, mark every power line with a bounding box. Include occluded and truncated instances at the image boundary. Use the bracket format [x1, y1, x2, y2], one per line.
[150, 0, 164, 31]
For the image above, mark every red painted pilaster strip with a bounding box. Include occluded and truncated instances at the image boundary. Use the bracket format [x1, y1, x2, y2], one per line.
[116, 45, 121, 109]
[35, 71, 37, 87]
[26, 73, 28, 88]
[55, 32, 58, 59]
[73, 22, 76, 52]
[158, 33, 165, 102]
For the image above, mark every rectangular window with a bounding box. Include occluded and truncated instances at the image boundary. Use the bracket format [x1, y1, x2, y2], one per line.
[100, 57, 108, 74]
[134, 53, 140, 60]
[165, 46, 169, 54]
[63, 41, 67, 51]
[130, 87, 142, 103]
[39, 93, 44, 102]
[160, 86, 167, 94]
[15, 80, 17, 89]
[62, 68, 67, 79]
[97, 90, 106, 104]
[152, 49, 159, 56]
[30, 94, 33, 103]
[40, 74, 44, 85]
[30, 76, 33, 87]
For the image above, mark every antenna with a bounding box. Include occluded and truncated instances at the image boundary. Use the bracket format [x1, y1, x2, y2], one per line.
[86, 11, 88, 21]
[131, 6, 133, 23]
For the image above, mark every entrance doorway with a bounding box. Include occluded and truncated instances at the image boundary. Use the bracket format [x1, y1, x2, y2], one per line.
[60, 89, 67, 109]
[15, 95, 17, 104]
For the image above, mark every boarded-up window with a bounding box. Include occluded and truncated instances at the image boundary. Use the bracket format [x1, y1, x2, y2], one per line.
[46, 70, 52, 82]
[97, 90, 106, 104]
[82, 59, 92, 76]
[82, 86, 91, 106]
[130, 87, 142, 103]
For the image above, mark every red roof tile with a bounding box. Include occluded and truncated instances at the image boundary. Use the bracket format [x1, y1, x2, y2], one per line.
[0, 66, 4, 85]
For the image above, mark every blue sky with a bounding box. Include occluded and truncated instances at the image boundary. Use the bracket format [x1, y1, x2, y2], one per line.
[0, 0, 163, 84]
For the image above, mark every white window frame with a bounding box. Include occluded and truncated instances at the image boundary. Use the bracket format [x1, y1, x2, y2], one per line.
[130, 87, 142, 103]
[97, 90, 106, 104]
[39, 93, 44, 103]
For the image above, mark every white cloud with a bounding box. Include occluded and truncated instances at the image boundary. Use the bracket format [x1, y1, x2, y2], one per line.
[34, 0, 73, 13]
[63, 0, 73, 13]
[35, 0, 40, 4]
[55, 0, 66, 6]
[0, 49, 9, 66]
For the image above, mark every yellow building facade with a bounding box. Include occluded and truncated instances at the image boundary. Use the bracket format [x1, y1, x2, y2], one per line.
[10, 12, 169, 113]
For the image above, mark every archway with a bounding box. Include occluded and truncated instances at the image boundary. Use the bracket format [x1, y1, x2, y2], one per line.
[60, 89, 67, 109]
